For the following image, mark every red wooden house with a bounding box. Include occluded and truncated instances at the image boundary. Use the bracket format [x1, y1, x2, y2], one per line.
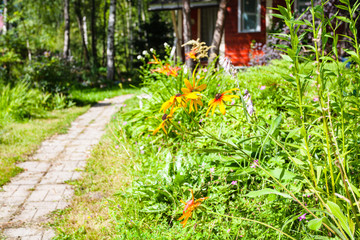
[149, 0, 309, 66]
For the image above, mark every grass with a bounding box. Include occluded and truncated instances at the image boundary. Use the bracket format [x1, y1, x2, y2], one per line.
[0, 106, 89, 186]
[51, 106, 135, 239]
[69, 86, 139, 106]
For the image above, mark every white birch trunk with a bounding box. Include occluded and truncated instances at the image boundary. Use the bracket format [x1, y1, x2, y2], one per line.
[63, 0, 70, 60]
[107, 0, 116, 81]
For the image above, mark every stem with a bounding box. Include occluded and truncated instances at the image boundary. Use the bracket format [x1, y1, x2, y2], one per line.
[208, 211, 297, 240]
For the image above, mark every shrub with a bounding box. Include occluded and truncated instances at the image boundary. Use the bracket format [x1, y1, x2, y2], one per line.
[24, 57, 76, 95]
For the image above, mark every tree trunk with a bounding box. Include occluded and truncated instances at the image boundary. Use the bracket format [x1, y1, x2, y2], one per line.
[107, 0, 116, 81]
[91, 0, 98, 67]
[2, 0, 8, 34]
[75, 0, 89, 64]
[182, 0, 193, 71]
[63, 0, 70, 60]
[102, 1, 108, 66]
[208, 0, 227, 65]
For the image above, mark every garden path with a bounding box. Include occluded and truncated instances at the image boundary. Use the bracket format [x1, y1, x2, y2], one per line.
[0, 94, 133, 240]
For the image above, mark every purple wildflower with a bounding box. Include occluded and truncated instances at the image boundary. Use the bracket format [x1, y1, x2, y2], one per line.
[313, 97, 319, 102]
[123, 121, 127, 125]
[115, 145, 119, 149]
[260, 86, 266, 90]
[250, 159, 259, 168]
[210, 167, 215, 173]
[231, 181, 237, 185]
[298, 213, 306, 221]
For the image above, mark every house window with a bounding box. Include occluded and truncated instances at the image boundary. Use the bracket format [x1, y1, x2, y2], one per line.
[238, 0, 261, 33]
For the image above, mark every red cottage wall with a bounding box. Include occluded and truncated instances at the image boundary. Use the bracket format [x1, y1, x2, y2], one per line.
[225, 0, 267, 66]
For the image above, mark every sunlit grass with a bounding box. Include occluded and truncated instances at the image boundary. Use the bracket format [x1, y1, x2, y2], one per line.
[51, 114, 135, 239]
[69, 87, 139, 105]
[0, 106, 89, 186]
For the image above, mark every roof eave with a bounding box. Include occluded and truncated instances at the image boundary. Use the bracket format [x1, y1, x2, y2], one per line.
[148, 1, 219, 11]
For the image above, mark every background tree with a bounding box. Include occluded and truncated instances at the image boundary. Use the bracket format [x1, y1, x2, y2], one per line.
[63, 0, 70, 60]
[74, 0, 89, 64]
[208, 0, 227, 65]
[182, 0, 193, 71]
[107, 0, 116, 81]
[2, 0, 8, 34]
[90, 0, 98, 67]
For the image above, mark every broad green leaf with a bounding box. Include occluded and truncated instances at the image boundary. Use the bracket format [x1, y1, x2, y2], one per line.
[280, 54, 293, 62]
[245, 188, 292, 199]
[327, 201, 354, 239]
[268, 167, 297, 180]
[308, 218, 323, 231]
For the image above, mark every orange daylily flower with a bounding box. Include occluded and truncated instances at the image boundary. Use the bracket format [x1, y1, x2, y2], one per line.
[151, 66, 168, 75]
[148, 55, 161, 65]
[178, 189, 208, 227]
[151, 64, 181, 77]
[181, 79, 207, 113]
[166, 65, 181, 77]
[185, 48, 197, 60]
[206, 88, 239, 116]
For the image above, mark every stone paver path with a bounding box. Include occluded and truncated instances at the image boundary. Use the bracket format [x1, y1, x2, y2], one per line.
[0, 94, 133, 240]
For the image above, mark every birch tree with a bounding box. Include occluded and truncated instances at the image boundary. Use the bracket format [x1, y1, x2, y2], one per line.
[182, 0, 193, 71]
[63, 0, 70, 60]
[2, 0, 8, 34]
[107, 0, 116, 81]
[74, 0, 89, 63]
[208, 0, 227, 65]
[91, 0, 98, 66]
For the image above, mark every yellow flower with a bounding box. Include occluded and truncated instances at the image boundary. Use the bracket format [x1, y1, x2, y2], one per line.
[181, 79, 207, 113]
[159, 94, 185, 113]
[206, 88, 239, 116]
[152, 108, 176, 135]
[178, 189, 208, 227]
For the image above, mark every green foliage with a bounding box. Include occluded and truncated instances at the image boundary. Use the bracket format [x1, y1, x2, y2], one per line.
[0, 80, 49, 123]
[24, 57, 75, 94]
[102, 1, 360, 238]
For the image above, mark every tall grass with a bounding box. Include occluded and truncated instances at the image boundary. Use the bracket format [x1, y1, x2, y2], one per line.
[0, 81, 47, 123]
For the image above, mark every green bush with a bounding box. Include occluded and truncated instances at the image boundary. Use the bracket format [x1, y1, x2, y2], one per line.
[24, 57, 75, 95]
[0, 80, 71, 126]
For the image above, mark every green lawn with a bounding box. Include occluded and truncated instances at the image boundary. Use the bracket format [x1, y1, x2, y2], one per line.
[0, 106, 89, 186]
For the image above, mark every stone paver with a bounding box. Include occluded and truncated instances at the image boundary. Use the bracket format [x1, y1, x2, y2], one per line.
[0, 94, 133, 239]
